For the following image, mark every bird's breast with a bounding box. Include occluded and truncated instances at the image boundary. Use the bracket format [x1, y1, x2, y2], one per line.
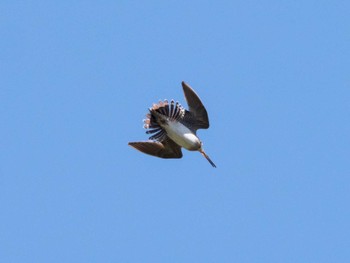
[163, 121, 200, 151]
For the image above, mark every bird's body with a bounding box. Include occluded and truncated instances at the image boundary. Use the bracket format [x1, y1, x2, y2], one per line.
[128, 81, 216, 167]
[160, 119, 201, 151]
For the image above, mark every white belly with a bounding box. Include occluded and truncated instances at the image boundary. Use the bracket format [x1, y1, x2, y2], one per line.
[164, 121, 201, 151]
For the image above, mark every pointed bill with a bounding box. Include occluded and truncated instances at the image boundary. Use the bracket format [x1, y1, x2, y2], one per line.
[200, 150, 217, 168]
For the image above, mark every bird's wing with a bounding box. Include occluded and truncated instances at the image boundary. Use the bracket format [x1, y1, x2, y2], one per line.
[128, 139, 183, 159]
[182, 81, 209, 130]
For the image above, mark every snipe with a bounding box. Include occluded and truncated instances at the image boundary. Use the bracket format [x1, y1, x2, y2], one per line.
[128, 81, 216, 168]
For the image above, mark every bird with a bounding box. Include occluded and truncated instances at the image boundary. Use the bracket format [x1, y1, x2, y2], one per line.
[128, 81, 216, 168]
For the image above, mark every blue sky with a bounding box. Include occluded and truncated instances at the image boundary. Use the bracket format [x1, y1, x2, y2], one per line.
[1, 1, 349, 262]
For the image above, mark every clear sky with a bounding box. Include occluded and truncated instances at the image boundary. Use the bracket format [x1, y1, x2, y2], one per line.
[1, 1, 349, 262]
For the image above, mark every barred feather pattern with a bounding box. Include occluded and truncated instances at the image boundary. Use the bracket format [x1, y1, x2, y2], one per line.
[143, 99, 185, 142]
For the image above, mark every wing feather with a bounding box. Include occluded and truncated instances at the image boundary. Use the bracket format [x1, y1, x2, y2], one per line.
[128, 139, 182, 159]
[182, 81, 209, 130]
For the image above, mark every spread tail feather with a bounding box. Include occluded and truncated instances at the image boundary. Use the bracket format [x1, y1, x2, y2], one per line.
[143, 99, 185, 142]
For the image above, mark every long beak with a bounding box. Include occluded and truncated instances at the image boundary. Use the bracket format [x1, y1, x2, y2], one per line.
[200, 150, 216, 168]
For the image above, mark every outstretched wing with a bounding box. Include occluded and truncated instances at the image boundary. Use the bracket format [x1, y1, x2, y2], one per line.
[182, 81, 209, 130]
[128, 138, 183, 159]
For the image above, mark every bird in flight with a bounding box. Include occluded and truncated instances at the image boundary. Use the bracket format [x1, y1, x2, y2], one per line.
[128, 81, 216, 168]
